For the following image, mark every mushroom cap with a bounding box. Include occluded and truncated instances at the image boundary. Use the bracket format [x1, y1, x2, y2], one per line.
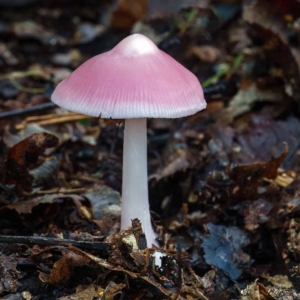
[51, 34, 206, 118]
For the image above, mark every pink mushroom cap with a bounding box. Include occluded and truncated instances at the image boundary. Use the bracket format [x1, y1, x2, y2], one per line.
[51, 34, 206, 118]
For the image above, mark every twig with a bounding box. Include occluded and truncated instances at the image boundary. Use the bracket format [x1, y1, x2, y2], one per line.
[70, 175, 103, 184]
[0, 235, 111, 252]
[0, 102, 57, 120]
[16, 113, 94, 130]
[35, 187, 90, 195]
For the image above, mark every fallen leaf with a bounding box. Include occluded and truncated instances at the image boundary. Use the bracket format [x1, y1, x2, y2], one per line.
[58, 285, 104, 300]
[202, 223, 250, 280]
[228, 145, 288, 199]
[243, 0, 300, 98]
[42, 249, 90, 284]
[239, 280, 276, 300]
[268, 274, 293, 289]
[219, 82, 286, 123]
[244, 198, 273, 231]
[0, 254, 22, 294]
[101, 281, 126, 300]
[83, 185, 121, 220]
[30, 156, 59, 188]
[4, 132, 59, 192]
[150, 149, 197, 182]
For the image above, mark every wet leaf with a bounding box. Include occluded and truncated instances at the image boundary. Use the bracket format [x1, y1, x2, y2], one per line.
[83, 185, 121, 220]
[202, 223, 250, 280]
[30, 156, 59, 188]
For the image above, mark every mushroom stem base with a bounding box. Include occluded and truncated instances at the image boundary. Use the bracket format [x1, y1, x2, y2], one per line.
[121, 118, 155, 246]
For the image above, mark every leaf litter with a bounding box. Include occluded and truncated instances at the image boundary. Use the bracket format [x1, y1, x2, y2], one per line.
[1, 0, 300, 299]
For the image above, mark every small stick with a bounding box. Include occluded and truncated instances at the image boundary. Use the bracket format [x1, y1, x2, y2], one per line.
[0, 235, 111, 252]
[0, 102, 57, 120]
[16, 113, 94, 130]
[35, 187, 90, 195]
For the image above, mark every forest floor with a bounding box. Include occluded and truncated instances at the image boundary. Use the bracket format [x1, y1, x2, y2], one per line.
[1, 0, 300, 299]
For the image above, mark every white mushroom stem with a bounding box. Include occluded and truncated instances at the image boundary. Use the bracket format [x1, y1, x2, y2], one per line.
[121, 118, 156, 246]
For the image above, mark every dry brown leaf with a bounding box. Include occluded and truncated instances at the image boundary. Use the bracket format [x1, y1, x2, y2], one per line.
[42, 249, 89, 284]
[58, 285, 104, 300]
[268, 275, 293, 289]
[239, 280, 275, 300]
[230, 144, 288, 180]
[100, 281, 126, 300]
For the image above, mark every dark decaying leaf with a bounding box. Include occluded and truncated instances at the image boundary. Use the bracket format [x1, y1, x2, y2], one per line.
[148, 0, 210, 18]
[210, 116, 300, 168]
[202, 223, 250, 280]
[204, 145, 288, 202]
[229, 143, 288, 182]
[243, 0, 300, 98]
[150, 148, 198, 181]
[228, 144, 287, 199]
[4, 132, 59, 192]
[243, 198, 274, 231]
[0, 194, 93, 233]
[0, 254, 22, 294]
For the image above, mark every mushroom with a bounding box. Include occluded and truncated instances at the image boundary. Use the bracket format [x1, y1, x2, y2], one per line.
[51, 34, 206, 247]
